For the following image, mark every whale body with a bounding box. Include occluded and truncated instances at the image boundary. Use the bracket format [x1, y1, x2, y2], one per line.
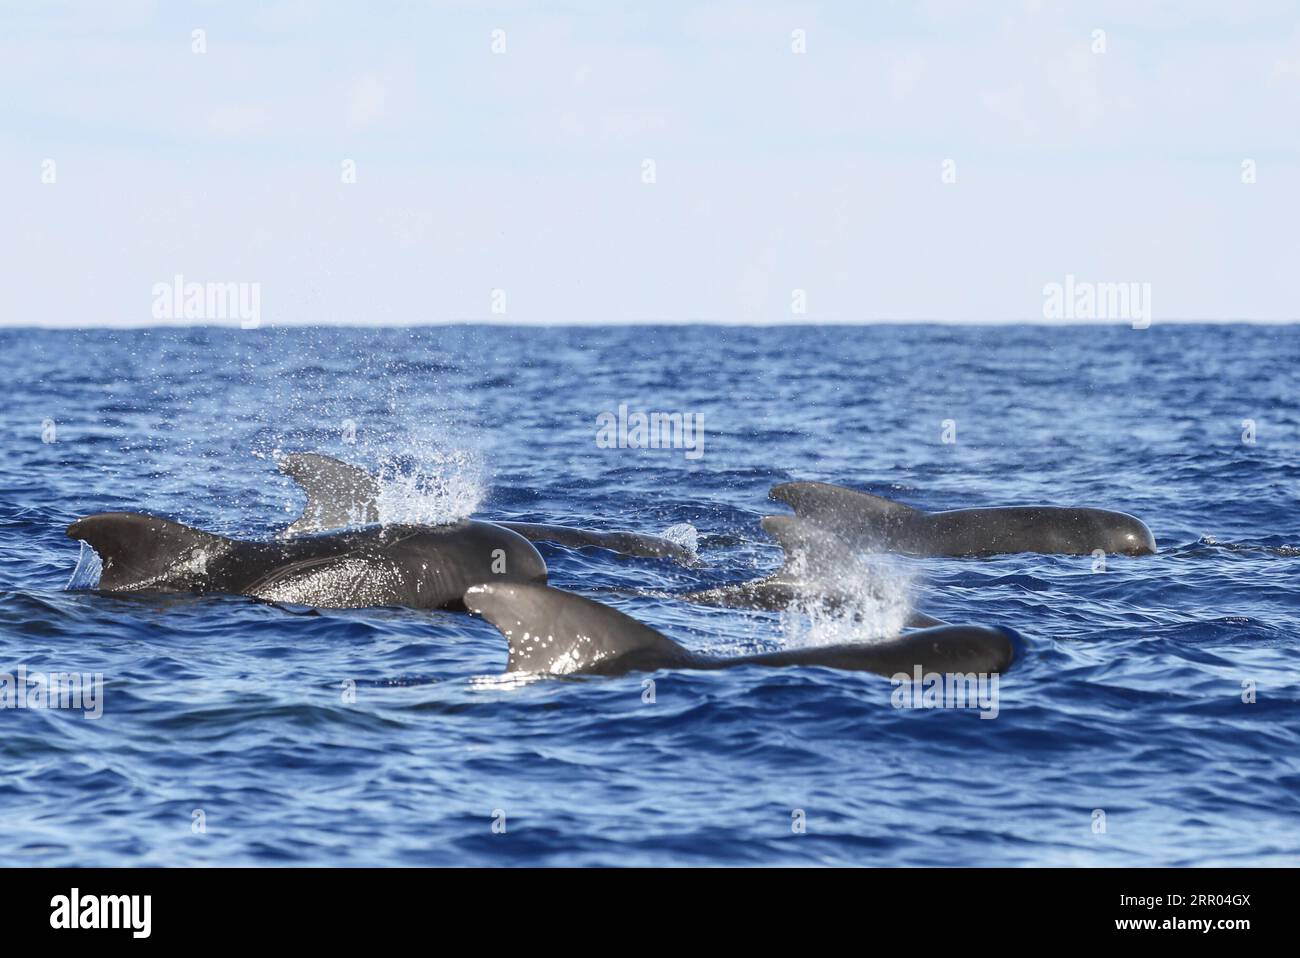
[466, 582, 1020, 679]
[771, 481, 1156, 557]
[66, 512, 547, 610]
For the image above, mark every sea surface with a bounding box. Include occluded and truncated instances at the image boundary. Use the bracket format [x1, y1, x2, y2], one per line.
[1, 323, 1297, 867]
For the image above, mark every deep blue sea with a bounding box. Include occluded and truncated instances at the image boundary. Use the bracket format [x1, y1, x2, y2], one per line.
[1, 324, 1297, 867]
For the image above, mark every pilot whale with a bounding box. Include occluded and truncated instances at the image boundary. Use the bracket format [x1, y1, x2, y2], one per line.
[771, 481, 1156, 557]
[465, 583, 1020, 678]
[66, 512, 546, 610]
[278, 453, 699, 565]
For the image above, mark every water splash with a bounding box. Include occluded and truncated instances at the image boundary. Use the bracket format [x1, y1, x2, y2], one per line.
[659, 522, 699, 555]
[373, 446, 485, 526]
[776, 547, 920, 647]
[65, 540, 103, 590]
[469, 671, 545, 690]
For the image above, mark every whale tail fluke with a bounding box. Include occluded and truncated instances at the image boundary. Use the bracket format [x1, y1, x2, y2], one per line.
[279, 453, 380, 537]
[464, 583, 692, 675]
[66, 512, 235, 592]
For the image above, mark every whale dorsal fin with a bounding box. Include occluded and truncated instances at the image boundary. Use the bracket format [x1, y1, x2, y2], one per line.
[66, 512, 234, 592]
[279, 453, 380, 537]
[769, 481, 921, 536]
[465, 583, 689, 675]
[760, 515, 853, 580]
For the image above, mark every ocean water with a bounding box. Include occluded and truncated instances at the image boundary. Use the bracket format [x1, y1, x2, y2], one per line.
[1, 323, 1297, 867]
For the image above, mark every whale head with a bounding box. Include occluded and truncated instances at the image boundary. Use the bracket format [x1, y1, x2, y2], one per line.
[1105, 513, 1157, 555]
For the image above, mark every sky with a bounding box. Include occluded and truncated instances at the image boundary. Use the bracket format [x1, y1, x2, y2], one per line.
[1, 0, 1298, 326]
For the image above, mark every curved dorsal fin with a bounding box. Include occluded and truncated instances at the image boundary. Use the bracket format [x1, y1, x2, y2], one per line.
[279, 453, 380, 537]
[769, 481, 921, 538]
[759, 514, 852, 580]
[465, 583, 689, 675]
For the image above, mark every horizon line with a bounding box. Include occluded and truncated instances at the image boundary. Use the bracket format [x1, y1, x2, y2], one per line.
[2, 318, 1298, 331]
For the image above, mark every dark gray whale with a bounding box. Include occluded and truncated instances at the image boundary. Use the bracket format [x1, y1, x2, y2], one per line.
[772, 481, 1156, 557]
[465, 582, 1019, 678]
[279, 453, 699, 565]
[67, 513, 546, 610]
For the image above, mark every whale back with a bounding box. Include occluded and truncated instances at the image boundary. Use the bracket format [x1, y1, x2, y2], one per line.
[740, 623, 1021, 676]
[923, 506, 1156, 556]
[496, 521, 700, 566]
[772, 481, 1156, 556]
[465, 583, 692, 675]
[468, 583, 1019, 679]
[68, 513, 550, 610]
[66, 512, 237, 592]
[769, 481, 921, 546]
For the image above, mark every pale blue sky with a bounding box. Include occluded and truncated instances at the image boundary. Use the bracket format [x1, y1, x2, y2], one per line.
[2, 0, 1297, 325]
